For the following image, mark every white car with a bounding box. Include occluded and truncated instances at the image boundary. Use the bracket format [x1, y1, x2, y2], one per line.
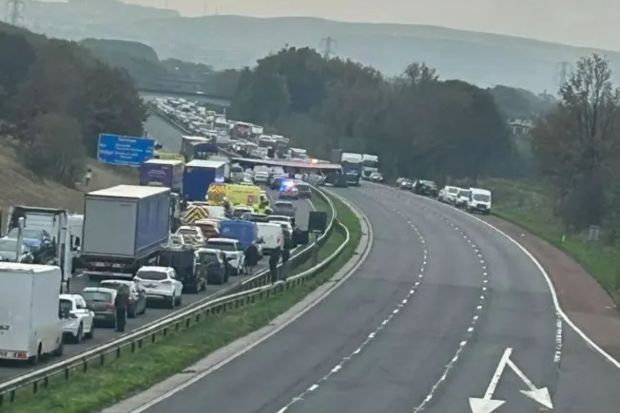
[205, 238, 245, 275]
[253, 169, 270, 185]
[59, 294, 95, 343]
[175, 226, 206, 246]
[440, 186, 461, 204]
[134, 266, 184, 309]
[455, 189, 471, 209]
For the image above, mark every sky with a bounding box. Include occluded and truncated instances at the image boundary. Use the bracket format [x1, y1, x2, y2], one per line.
[125, 0, 620, 51]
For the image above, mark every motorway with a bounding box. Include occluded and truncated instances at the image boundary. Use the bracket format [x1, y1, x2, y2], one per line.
[135, 183, 620, 413]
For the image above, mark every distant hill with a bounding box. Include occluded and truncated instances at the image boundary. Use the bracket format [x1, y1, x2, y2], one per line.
[23, 2, 620, 92]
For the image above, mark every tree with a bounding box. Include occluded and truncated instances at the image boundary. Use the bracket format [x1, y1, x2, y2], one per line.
[22, 113, 85, 185]
[532, 54, 620, 229]
[0, 31, 35, 107]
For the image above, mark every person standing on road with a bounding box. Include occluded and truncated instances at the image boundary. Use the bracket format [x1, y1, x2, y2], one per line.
[84, 168, 93, 189]
[245, 242, 260, 275]
[269, 246, 282, 283]
[114, 285, 129, 332]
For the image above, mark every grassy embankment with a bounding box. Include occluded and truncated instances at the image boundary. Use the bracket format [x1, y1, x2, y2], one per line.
[1, 192, 361, 413]
[484, 178, 620, 302]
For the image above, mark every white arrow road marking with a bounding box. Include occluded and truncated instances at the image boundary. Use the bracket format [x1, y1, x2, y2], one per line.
[506, 358, 554, 410]
[469, 347, 553, 412]
[469, 348, 511, 413]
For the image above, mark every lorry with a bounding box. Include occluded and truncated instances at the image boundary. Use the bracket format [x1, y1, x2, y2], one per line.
[361, 154, 380, 180]
[7, 206, 73, 285]
[340, 152, 363, 186]
[80, 185, 170, 278]
[139, 159, 184, 193]
[183, 160, 227, 201]
[0, 263, 64, 363]
[181, 135, 217, 162]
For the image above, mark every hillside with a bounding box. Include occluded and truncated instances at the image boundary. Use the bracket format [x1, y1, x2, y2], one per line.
[22, 3, 620, 91]
[0, 140, 137, 217]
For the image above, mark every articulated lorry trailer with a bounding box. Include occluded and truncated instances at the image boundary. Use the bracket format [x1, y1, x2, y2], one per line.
[80, 185, 171, 278]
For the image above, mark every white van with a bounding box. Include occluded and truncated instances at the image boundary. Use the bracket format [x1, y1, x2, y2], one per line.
[467, 188, 492, 214]
[256, 222, 284, 254]
[0, 263, 64, 363]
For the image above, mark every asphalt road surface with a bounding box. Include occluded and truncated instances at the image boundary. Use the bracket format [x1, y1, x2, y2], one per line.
[137, 183, 620, 413]
[0, 193, 312, 383]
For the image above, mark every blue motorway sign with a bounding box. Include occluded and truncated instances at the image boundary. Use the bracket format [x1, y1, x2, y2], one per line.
[97, 134, 155, 167]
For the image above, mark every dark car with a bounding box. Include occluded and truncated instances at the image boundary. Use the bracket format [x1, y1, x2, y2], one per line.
[81, 287, 119, 328]
[158, 245, 206, 293]
[414, 180, 438, 197]
[399, 179, 414, 190]
[196, 248, 229, 285]
[99, 280, 147, 318]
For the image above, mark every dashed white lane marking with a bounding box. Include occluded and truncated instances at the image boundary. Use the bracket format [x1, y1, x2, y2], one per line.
[276, 208, 430, 413]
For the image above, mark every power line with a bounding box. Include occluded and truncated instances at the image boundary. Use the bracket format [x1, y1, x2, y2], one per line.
[6, 0, 25, 26]
[320, 36, 336, 60]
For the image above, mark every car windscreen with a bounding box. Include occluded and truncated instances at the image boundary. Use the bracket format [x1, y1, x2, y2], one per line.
[198, 252, 218, 263]
[459, 191, 471, 197]
[448, 188, 459, 194]
[473, 194, 491, 202]
[206, 242, 236, 251]
[136, 271, 167, 281]
[82, 291, 112, 302]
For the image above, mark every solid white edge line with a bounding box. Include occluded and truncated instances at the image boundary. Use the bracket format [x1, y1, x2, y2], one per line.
[390, 183, 620, 370]
[129, 190, 375, 413]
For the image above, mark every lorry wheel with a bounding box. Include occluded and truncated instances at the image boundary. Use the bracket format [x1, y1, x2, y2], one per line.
[30, 345, 42, 365]
[53, 340, 64, 357]
[75, 324, 84, 344]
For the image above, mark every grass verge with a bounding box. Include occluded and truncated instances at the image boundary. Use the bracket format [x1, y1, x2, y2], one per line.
[484, 178, 620, 302]
[0, 194, 362, 413]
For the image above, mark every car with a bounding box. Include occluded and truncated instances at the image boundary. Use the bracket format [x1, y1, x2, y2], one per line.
[267, 214, 295, 228]
[240, 212, 270, 223]
[295, 181, 312, 199]
[134, 266, 184, 309]
[0, 238, 33, 263]
[175, 226, 206, 246]
[231, 205, 254, 219]
[440, 186, 461, 204]
[399, 179, 414, 190]
[204, 238, 245, 275]
[3, 228, 51, 250]
[467, 188, 492, 214]
[194, 219, 220, 240]
[279, 185, 299, 199]
[414, 180, 438, 197]
[81, 287, 120, 328]
[270, 176, 286, 190]
[369, 171, 384, 182]
[59, 294, 95, 343]
[195, 248, 229, 285]
[253, 167, 271, 184]
[100, 280, 147, 318]
[456, 189, 472, 208]
[272, 201, 297, 219]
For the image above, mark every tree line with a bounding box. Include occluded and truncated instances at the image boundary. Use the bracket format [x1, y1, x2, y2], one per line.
[0, 25, 146, 186]
[532, 54, 620, 237]
[230, 47, 516, 184]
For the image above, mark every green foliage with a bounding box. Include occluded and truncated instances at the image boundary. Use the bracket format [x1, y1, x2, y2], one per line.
[0, 25, 146, 187]
[532, 54, 620, 230]
[232, 47, 515, 182]
[489, 85, 555, 119]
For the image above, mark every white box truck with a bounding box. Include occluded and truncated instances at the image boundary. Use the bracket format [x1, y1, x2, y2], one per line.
[81, 185, 171, 278]
[0, 263, 63, 363]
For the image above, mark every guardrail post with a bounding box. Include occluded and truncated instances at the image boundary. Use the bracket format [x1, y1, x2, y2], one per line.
[32, 380, 37, 394]
[43, 376, 48, 389]
[131, 341, 136, 353]
[83, 359, 88, 373]
[100, 354, 105, 366]
[10, 389, 15, 403]
[138, 339, 143, 349]
[0, 392, 3, 406]
[151, 333, 156, 344]
[116, 347, 121, 359]
[163, 327, 168, 337]
[185, 318, 191, 328]
[64, 367, 70, 380]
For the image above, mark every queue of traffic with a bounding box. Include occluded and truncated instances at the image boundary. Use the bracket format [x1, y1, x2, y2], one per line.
[396, 178, 493, 214]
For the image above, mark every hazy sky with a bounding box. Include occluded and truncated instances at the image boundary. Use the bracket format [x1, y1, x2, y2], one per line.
[126, 0, 620, 51]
